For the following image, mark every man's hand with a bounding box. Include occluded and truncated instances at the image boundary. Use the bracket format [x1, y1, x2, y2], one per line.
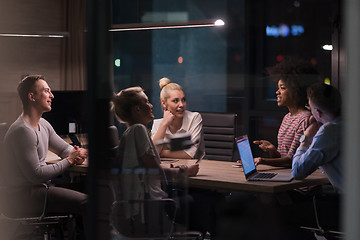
[67, 146, 80, 165]
[67, 146, 88, 165]
[304, 116, 321, 139]
[302, 116, 322, 147]
[75, 147, 88, 165]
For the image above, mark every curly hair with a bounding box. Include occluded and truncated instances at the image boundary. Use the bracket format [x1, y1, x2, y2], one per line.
[266, 57, 320, 108]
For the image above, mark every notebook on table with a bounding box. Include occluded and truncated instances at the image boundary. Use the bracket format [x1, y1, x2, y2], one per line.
[235, 135, 293, 182]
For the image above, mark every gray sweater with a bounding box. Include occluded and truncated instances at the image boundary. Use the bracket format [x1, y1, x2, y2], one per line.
[2, 116, 72, 186]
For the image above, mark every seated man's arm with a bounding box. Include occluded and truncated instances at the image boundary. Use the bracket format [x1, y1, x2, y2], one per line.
[291, 145, 324, 179]
[11, 128, 70, 184]
[48, 131, 73, 159]
[292, 118, 324, 179]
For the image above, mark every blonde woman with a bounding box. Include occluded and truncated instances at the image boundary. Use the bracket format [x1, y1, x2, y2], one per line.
[112, 86, 199, 200]
[111, 87, 219, 235]
[151, 77, 205, 159]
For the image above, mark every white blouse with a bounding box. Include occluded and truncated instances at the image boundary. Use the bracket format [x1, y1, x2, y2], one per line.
[151, 110, 205, 158]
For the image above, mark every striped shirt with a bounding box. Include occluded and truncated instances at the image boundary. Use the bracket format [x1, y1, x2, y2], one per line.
[277, 111, 311, 159]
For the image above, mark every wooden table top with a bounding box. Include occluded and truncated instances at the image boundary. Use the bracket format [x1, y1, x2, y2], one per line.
[162, 159, 330, 193]
[46, 152, 329, 193]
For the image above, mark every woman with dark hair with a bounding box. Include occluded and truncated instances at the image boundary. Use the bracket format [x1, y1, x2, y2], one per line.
[252, 58, 320, 166]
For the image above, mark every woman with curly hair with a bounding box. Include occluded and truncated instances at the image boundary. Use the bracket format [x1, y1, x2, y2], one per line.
[252, 57, 320, 166]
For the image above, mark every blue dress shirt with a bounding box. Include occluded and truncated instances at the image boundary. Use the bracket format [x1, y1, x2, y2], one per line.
[292, 118, 342, 193]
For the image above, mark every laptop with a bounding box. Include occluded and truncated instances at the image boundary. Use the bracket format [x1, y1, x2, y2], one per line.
[235, 135, 293, 182]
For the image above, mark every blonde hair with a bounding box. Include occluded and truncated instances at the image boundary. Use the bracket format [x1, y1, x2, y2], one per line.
[159, 77, 184, 102]
[111, 86, 144, 124]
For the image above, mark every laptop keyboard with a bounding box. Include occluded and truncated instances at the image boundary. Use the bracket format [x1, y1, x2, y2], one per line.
[253, 172, 277, 179]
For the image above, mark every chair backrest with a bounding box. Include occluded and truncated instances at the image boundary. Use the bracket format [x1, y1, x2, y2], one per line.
[105, 125, 120, 163]
[109, 125, 120, 148]
[200, 112, 237, 161]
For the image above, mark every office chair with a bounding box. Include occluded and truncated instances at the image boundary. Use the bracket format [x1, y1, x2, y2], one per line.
[0, 123, 73, 240]
[199, 112, 237, 161]
[300, 190, 344, 239]
[108, 172, 202, 240]
[109, 125, 120, 151]
[0, 184, 74, 240]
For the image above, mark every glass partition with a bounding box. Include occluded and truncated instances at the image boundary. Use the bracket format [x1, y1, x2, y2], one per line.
[111, 0, 338, 141]
[108, 0, 340, 238]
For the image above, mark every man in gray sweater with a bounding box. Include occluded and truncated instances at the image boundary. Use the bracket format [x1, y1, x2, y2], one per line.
[1, 75, 88, 234]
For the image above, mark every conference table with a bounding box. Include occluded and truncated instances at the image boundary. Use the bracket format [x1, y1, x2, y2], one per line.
[162, 159, 329, 193]
[46, 151, 330, 194]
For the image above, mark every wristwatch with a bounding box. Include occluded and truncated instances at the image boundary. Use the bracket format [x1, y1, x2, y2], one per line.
[299, 135, 310, 144]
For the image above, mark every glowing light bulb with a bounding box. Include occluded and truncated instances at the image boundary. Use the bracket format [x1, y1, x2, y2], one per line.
[322, 45, 333, 51]
[324, 78, 331, 85]
[214, 19, 225, 26]
[115, 59, 121, 67]
[178, 56, 183, 64]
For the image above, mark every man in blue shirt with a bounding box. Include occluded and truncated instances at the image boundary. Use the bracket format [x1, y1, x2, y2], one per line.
[292, 83, 342, 193]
